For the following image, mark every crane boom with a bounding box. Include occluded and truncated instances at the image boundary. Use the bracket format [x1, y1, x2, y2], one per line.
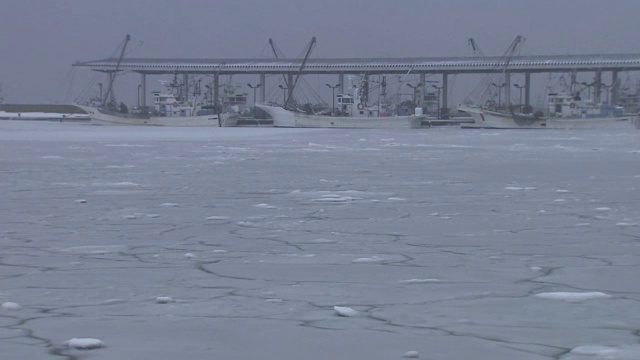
[286, 37, 316, 108]
[102, 34, 131, 106]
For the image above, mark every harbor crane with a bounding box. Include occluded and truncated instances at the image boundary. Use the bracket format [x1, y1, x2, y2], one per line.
[102, 34, 131, 107]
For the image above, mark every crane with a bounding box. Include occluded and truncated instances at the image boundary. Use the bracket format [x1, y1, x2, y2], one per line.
[102, 34, 131, 107]
[468, 38, 485, 56]
[286, 37, 316, 108]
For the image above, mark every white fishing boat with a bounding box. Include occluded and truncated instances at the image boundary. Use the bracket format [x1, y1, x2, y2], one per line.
[459, 95, 640, 130]
[76, 34, 238, 127]
[458, 36, 640, 130]
[77, 89, 238, 127]
[257, 81, 424, 129]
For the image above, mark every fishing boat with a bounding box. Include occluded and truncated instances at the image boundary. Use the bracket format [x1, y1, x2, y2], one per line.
[256, 81, 424, 129]
[458, 35, 640, 130]
[78, 88, 238, 127]
[76, 34, 238, 127]
[459, 92, 640, 129]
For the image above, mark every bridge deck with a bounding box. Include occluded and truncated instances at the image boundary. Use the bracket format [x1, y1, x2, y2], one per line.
[73, 54, 640, 74]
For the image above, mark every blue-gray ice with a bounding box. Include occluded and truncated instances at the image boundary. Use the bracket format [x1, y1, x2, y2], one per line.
[1, 121, 640, 360]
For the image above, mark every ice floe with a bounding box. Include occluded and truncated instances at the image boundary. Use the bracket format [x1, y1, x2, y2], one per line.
[334, 306, 359, 317]
[62, 245, 128, 254]
[352, 256, 385, 264]
[398, 279, 440, 284]
[64, 338, 104, 350]
[254, 203, 277, 209]
[155, 297, 176, 304]
[206, 215, 230, 220]
[1, 302, 21, 310]
[403, 350, 420, 358]
[534, 292, 612, 302]
[564, 344, 640, 360]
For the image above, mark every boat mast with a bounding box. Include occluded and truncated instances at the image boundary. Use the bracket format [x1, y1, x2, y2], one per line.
[102, 34, 131, 107]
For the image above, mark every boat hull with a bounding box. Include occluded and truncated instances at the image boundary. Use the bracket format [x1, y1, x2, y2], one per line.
[77, 105, 239, 127]
[459, 106, 640, 130]
[257, 104, 423, 129]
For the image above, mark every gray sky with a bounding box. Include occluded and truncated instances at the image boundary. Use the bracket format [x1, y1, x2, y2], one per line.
[2, 0, 640, 103]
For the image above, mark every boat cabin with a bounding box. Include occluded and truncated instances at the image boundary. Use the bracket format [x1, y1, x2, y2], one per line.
[547, 92, 623, 118]
[335, 86, 382, 117]
[152, 91, 194, 117]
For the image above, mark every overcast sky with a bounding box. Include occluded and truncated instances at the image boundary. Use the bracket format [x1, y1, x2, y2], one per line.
[2, 0, 640, 104]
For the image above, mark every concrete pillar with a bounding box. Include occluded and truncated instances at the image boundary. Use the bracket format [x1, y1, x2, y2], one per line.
[611, 70, 619, 105]
[338, 74, 344, 93]
[524, 72, 531, 107]
[183, 73, 189, 102]
[441, 73, 449, 118]
[419, 73, 426, 107]
[140, 73, 146, 107]
[505, 72, 511, 107]
[363, 73, 369, 104]
[286, 73, 294, 106]
[108, 72, 116, 104]
[594, 70, 602, 104]
[259, 73, 266, 102]
[213, 74, 219, 111]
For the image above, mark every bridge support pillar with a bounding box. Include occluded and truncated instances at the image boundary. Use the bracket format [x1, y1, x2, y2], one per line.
[594, 70, 602, 104]
[183, 73, 189, 103]
[140, 73, 146, 107]
[287, 73, 294, 106]
[441, 73, 449, 119]
[338, 74, 344, 94]
[214, 74, 219, 112]
[505, 72, 511, 108]
[524, 72, 531, 107]
[259, 73, 266, 102]
[419, 73, 425, 107]
[611, 70, 619, 105]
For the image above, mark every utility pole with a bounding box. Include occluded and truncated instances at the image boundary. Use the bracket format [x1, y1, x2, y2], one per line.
[514, 83, 525, 112]
[431, 84, 442, 119]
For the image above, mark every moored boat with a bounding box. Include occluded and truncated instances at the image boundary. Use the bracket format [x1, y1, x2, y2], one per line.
[78, 105, 238, 127]
[77, 89, 238, 127]
[257, 80, 424, 129]
[458, 35, 640, 130]
[460, 88, 640, 130]
[257, 104, 423, 129]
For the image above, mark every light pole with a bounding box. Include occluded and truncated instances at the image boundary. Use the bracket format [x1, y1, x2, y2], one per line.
[325, 83, 339, 115]
[204, 85, 213, 106]
[601, 83, 612, 104]
[431, 84, 442, 119]
[406, 83, 422, 108]
[98, 82, 103, 102]
[278, 85, 287, 106]
[247, 83, 261, 114]
[137, 84, 141, 108]
[514, 83, 525, 112]
[491, 82, 507, 108]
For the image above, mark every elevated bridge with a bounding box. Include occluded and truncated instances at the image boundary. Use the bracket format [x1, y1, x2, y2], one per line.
[73, 53, 640, 116]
